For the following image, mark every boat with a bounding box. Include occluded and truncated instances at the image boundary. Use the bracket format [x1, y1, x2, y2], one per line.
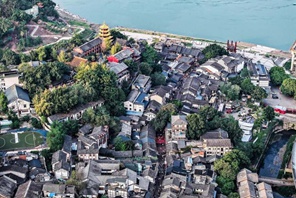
[294, 3, 296, 5]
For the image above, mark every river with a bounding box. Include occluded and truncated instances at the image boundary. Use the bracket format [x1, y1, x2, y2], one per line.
[53, 0, 296, 50]
[259, 133, 292, 178]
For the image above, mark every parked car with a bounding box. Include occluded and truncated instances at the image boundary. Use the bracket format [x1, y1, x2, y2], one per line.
[272, 94, 279, 99]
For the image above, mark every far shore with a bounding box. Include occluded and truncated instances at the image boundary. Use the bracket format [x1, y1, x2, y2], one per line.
[54, 4, 291, 59]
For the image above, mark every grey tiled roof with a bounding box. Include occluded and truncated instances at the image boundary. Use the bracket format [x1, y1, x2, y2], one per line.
[0, 176, 17, 198]
[5, 84, 30, 104]
[78, 37, 102, 52]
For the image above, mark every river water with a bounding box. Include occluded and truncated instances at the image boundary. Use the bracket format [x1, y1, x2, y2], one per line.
[54, 0, 296, 50]
[259, 134, 290, 178]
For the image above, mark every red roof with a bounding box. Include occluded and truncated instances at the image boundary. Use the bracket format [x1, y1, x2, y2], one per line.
[107, 56, 119, 63]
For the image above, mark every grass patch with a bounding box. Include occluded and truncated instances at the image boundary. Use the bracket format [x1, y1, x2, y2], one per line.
[0, 132, 44, 151]
[69, 20, 89, 28]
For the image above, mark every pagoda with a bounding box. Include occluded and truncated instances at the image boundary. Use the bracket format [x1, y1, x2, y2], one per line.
[99, 22, 112, 39]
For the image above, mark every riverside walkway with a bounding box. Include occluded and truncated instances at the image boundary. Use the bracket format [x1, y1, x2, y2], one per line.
[259, 176, 294, 186]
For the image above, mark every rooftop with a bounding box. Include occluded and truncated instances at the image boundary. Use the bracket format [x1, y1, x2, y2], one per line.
[5, 84, 30, 104]
[76, 37, 102, 53]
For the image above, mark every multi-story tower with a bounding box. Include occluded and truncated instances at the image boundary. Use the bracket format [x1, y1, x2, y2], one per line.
[99, 22, 112, 39]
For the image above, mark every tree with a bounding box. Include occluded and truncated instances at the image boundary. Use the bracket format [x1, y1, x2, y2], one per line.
[124, 60, 138, 74]
[221, 116, 243, 145]
[283, 61, 291, 71]
[110, 29, 127, 40]
[114, 137, 134, 151]
[63, 120, 79, 136]
[141, 45, 160, 65]
[240, 67, 250, 78]
[269, 66, 289, 86]
[139, 62, 153, 76]
[1, 49, 20, 65]
[240, 78, 254, 95]
[57, 50, 66, 63]
[31, 118, 43, 129]
[251, 86, 267, 101]
[0, 91, 8, 113]
[151, 103, 177, 132]
[214, 150, 250, 180]
[281, 78, 296, 97]
[216, 176, 236, 195]
[47, 121, 65, 151]
[82, 108, 96, 124]
[186, 114, 206, 139]
[121, 80, 130, 96]
[202, 44, 229, 61]
[110, 42, 122, 55]
[264, 106, 275, 121]
[151, 72, 166, 86]
[220, 83, 241, 100]
[214, 150, 251, 195]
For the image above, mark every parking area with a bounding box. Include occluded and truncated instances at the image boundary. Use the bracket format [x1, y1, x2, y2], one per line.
[263, 87, 296, 108]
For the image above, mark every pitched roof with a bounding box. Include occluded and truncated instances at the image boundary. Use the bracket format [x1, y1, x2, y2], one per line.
[0, 176, 17, 198]
[68, 56, 88, 67]
[5, 84, 30, 104]
[62, 135, 72, 154]
[151, 85, 172, 98]
[51, 150, 67, 165]
[108, 62, 128, 75]
[14, 180, 42, 198]
[42, 183, 65, 194]
[205, 139, 232, 147]
[171, 115, 187, 125]
[78, 37, 102, 52]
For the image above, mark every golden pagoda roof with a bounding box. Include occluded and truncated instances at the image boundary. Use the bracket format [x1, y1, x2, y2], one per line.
[100, 22, 109, 30]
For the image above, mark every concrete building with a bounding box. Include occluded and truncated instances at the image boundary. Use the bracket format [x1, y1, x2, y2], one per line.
[107, 62, 130, 85]
[124, 90, 149, 116]
[73, 37, 102, 57]
[248, 62, 270, 87]
[132, 74, 151, 93]
[0, 70, 20, 91]
[201, 129, 233, 156]
[5, 84, 31, 116]
[237, 169, 274, 198]
[170, 115, 188, 140]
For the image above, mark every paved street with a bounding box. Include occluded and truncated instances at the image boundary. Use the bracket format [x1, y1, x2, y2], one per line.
[263, 87, 296, 109]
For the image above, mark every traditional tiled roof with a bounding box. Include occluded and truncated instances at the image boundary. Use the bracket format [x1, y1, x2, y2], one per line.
[68, 56, 88, 67]
[5, 84, 30, 104]
[0, 176, 17, 198]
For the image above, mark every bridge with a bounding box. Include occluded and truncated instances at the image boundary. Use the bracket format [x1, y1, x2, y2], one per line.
[259, 176, 294, 186]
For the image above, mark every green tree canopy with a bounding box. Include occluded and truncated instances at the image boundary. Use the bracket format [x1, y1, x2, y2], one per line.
[186, 114, 206, 139]
[269, 66, 289, 86]
[202, 44, 229, 61]
[151, 103, 177, 132]
[151, 72, 166, 86]
[264, 106, 275, 121]
[0, 91, 8, 113]
[281, 78, 296, 97]
[139, 62, 153, 76]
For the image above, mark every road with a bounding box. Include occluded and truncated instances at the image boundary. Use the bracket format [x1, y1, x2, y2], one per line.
[154, 130, 166, 197]
[259, 176, 294, 186]
[264, 87, 296, 109]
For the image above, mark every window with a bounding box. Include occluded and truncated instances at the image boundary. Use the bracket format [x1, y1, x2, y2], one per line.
[23, 104, 27, 108]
